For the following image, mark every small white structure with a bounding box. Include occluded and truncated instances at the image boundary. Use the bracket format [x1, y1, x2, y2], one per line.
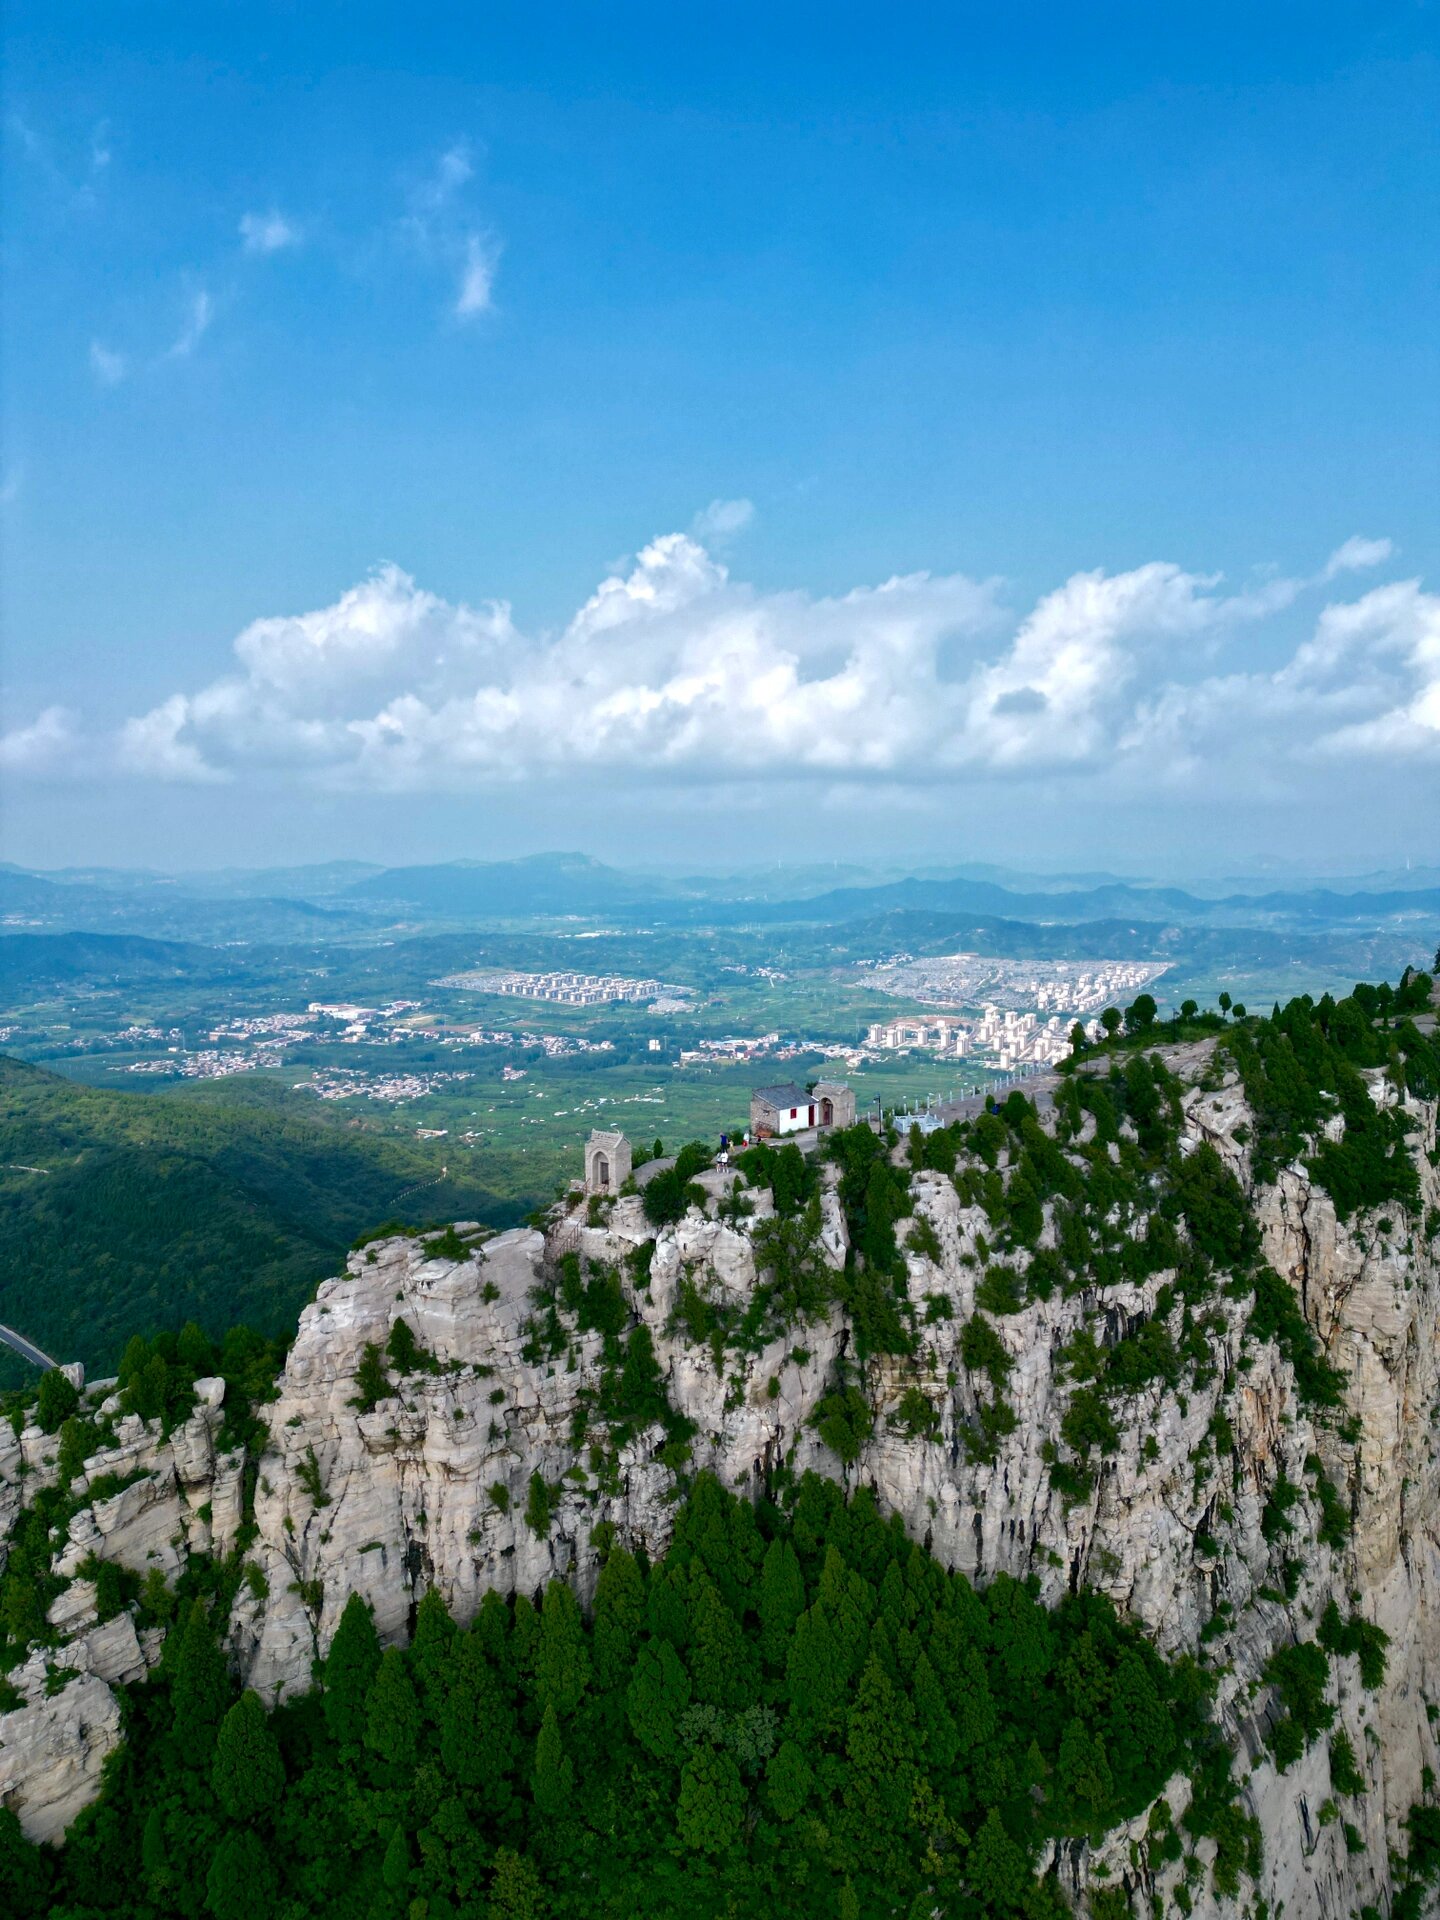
[750, 1083, 816, 1137]
[751, 1080, 856, 1137]
[584, 1129, 631, 1195]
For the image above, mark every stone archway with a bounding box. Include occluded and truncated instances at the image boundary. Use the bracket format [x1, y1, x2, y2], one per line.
[820, 1097, 834, 1127]
[593, 1153, 609, 1189]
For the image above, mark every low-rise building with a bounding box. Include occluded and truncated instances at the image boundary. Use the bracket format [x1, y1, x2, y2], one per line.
[751, 1083, 817, 1137]
[750, 1079, 855, 1137]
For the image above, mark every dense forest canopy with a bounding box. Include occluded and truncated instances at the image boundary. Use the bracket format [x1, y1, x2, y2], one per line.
[1, 1472, 1238, 1920]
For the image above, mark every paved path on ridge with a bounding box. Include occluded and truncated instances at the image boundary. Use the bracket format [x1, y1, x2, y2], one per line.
[0, 1323, 59, 1370]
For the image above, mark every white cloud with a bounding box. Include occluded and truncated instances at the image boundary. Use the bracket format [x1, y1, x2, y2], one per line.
[166, 290, 213, 360]
[691, 498, 755, 544]
[239, 210, 300, 254]
[14, 529, 1431, 796]
[89, 340, 127, 386]
[415, 142, 475, 216]
[0, 706, 81, 774]
[1323, 535, 1395, 580]
[455, 233, 499, 317]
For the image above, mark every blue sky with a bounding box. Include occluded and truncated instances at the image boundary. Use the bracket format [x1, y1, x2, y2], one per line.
[2, 4, 1437, 875]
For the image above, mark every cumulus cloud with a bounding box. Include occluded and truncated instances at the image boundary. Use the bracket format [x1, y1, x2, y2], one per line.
[0, 706, 82, 774]
[239, 210, 300, 254]
[11, 529, 1430, 794]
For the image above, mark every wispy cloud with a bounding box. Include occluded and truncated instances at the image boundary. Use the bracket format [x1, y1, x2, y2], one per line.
[9, 111, 112, 209]
[455, 232, 500, 317]
[239, 210, 301, 255]
[165, 290, 213, 360]
[412, 141, 475, 218]
[401, 140, 501, 323]
[1322, 534, 1395, 581]
[89, 340, 128, 386]
[691, 498, 755, 544]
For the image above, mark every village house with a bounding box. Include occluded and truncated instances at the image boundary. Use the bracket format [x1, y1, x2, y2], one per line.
[749, 1079, 855, 1138]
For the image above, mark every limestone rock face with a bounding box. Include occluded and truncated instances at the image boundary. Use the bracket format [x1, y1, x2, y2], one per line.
[3, 1064, 1440, 1920]
[0, 1669, 124, 1843]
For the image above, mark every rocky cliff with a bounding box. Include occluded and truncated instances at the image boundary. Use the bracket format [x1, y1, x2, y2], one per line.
[3, 1038, 1439, 1917]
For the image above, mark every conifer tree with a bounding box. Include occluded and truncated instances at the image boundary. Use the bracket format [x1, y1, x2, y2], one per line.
[364, 1646, 421, 1783]
[323, 1591, 381, 1749]
[686, 1566, 755, 1710]
[758, 1537, 805, 1670]
[205, 1829, 276, 1920]
[170, 1598, 230, 1770]
[409, 1586, 455, 1724]
[212, 1691, 285, 1821]
[967, 1807, 1029, 1911]
[381, 1824, 410, 1894]
[532, 1704, 573, 1817]
[590, 1545, 645, 1690]
[535, 1579, 591, 1719]
[625, 1639, 691, 1760]
[439, 1632, 516, 1794]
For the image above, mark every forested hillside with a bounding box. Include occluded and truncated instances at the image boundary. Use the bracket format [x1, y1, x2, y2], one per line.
[0, 1060, 520, 1380]
[0, 1471, 1229, 1920]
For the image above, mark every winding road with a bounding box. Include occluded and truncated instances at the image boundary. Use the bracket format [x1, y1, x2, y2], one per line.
[0, 1323, 58, 1370]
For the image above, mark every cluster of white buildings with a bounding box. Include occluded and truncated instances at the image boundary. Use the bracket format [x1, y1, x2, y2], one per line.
[297, 1067, 475, 1103]
[435, 967, 687, 1007]
[128, 1048, 262, 1080]
[866, 1004, 1097, 1071]
[858, 952, 1168, 1015]
[436, 1026, 615, 1059]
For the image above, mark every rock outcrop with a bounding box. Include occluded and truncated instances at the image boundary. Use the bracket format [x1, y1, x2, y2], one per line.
[3, 1049, 1438, 1920]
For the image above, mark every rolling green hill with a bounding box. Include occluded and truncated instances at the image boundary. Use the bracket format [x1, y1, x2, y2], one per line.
[0, 1057, 526, 1382]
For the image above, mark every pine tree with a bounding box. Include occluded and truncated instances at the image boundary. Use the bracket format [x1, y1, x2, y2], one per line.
[532, 1704, 573, 1817]
[323, 1591, 381, 1749]
[440, 1632, 516, 1794]
[844, 1651, 917, 1822]
[212, 1690, 285, 1821]
[591, 1546, 645, 1690]
[139, 1807, 170, 1898]
[170, 1598, 230, 1770]
[786, 1599, 849, 1739]
[410, 1586, 456, 1726]
[535, 1579, 591, 1719]
[910, 1648, 959, 1769]
[625, 1640, 691, 1760]
[967, 1807, 1028, 1912]
[364, 1647, 421, 1784]
[686, 1566, 755, 1710]
[205, 1830, 277, 1920]
[381, 1823, 410, 1895]
[758, 1537, 805, 1670]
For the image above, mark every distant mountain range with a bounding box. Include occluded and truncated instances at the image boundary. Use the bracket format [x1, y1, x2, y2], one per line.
[3, 853, 1439, 944]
